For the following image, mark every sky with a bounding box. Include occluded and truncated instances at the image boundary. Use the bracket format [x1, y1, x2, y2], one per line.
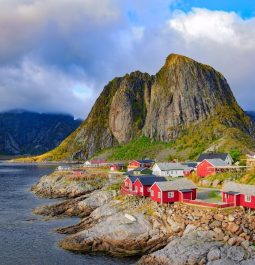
[0, 0, 255, 118]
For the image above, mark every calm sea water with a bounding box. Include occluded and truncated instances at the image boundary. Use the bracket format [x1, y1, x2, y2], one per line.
[0, 163, 136, 265]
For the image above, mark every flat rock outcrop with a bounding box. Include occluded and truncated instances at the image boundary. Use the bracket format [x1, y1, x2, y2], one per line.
[138, 231, 255, 265]
[31, 170, 108, 198]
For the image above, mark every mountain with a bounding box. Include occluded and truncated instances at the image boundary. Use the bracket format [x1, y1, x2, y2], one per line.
[247, 111, 255, 122]
[0, 110, 82, 156]
[34, 54, 255, 161]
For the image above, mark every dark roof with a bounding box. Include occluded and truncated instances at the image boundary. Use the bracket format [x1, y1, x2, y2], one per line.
[128, 176, 140, 183]
[181, 162, 198, 168]
[123, 167, 152, 175]
[137, 176, 166, 186]
[136, 159, 155, 164]
[180, 189, 193, 193]
[197, 153, 232, 162]
[127, 175, 165, 185]
[226, 191, 240, 195]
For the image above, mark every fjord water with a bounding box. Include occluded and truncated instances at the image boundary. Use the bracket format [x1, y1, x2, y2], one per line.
[0, 163, 134, 265]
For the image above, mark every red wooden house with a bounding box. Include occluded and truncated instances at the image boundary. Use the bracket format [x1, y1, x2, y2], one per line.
[133, 176, 166, 197]
[197, 159, 228, 177]
[150, 178, 197, 204]
[122, 175, 165, 196]
[127, 160, 154, 171]
[222, 181, 255, 209]
[109, 163, 125, 171]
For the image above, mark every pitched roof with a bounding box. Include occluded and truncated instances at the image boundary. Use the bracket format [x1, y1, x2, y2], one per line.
[136, 176, 166, 186]
[197, 153, 232, 162]
[204, 159, 229, 167]
[123, 167, 152, 175]
[182, 162, 198, 168]
[155, 178, 197, 191]
[154, 162, 189, 171]
[127, 175, 164, 184]
[135, 159, 154, 164]
[223, 181, 255, 196]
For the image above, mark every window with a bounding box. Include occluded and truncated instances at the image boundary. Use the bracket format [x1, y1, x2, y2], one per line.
[158, 192, 161, 199]
[135, 186, 138, 192]
[140, 187, 143, 193]
[147, 187, 150, 192]
[151, 190, 154, 196]
[168, 192, 174, 198]
[224, 193, 228, 199]
[129, 183, 132, 190]
[245, 195, 251, 202]
[125, 182, 128, 187]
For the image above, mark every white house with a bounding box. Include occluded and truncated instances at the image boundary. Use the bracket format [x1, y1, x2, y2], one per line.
[152, 163, 193, 178]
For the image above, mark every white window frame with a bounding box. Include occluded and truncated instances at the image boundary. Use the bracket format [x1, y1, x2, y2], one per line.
[140, 187, 143, 193]
[147, 187, 150, 192]
[158, 192, 161, 199]
[245, 195, 251, 202]
[135, 186, 138, 192]
[151, 190, 154, 196]
[168, 192, 174, 198]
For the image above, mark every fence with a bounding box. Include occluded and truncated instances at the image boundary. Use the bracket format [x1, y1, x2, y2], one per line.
[183, 199, 234, 208]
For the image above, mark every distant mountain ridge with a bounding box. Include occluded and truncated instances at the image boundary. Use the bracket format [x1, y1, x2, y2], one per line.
[0, 110, 82, 156]
[247, 111, 255, 122]
[30, 54, 255, 161]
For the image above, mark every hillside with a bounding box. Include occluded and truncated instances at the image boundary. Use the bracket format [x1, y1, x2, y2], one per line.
[31, 54, 255, 161]
[0, 110, 81, 156]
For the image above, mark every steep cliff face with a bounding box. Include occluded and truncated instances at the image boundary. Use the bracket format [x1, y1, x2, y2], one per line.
[143, 54, 246, 141]
[34, 54, 255, 161]
[36, 72, 153, 161]
[109, 72, 153, 143]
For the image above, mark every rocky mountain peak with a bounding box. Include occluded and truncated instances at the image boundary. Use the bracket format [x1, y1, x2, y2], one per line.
[33, 53, 255, 161]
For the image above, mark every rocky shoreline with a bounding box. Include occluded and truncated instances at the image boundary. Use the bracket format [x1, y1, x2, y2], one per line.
[32, 171, 255, 264]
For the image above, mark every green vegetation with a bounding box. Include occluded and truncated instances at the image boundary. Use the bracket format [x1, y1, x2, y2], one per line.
[208, 191, 221, 199]
[238, 168, 255, 185]
[229, 149, 242, 163]
[100, 136, 174, 161]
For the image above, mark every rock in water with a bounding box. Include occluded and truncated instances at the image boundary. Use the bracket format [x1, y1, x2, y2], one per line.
[36, 54, 255, 161]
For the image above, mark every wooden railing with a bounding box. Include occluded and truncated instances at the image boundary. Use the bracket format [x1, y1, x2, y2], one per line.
[183, 199, 234, 208]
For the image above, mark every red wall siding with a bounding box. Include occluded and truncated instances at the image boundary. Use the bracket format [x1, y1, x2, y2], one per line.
[129, 161, 141, 167]
[133, 180, 143, 196]
[192, 189, 197, 200]
[162, 190, 179, 203]
[239, 194, 255, 209]
[150, 184, 162, 203]
[182, 192, 192, 200]
[197, 160, 216, 177]
[124, 178, 133, 190]
[143, 186, 151, 197]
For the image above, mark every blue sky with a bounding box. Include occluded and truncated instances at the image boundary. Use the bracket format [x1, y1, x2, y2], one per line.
[0, 0, 254, 118]
[174, 0, 255, 18]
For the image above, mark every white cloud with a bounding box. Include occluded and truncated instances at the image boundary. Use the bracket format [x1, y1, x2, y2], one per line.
[161, 8, 255, 111]
[168, 8, 255, 49]
[0, 58, 95, 118]
[0, 3, 255, 120]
